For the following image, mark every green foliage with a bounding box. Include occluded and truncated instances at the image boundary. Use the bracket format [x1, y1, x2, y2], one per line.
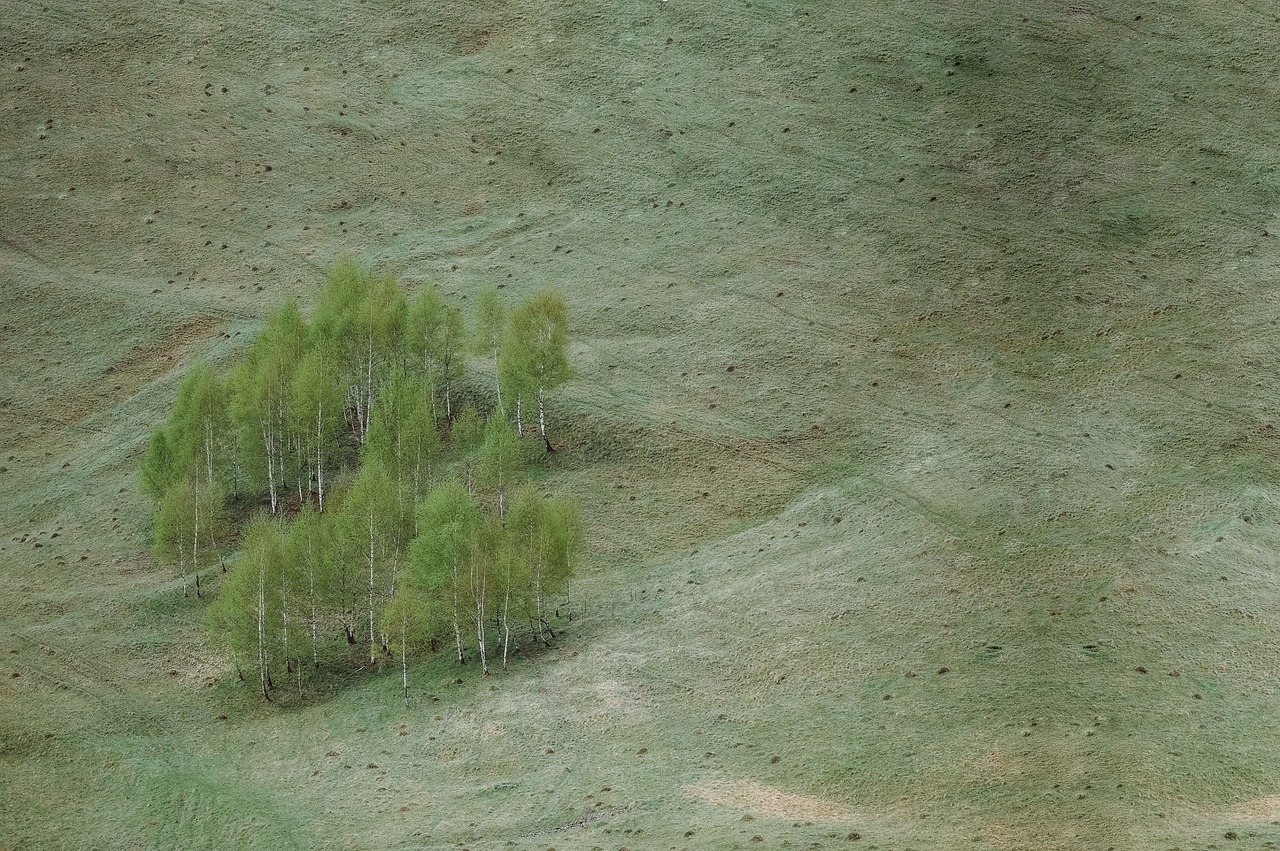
[139, 426, 181, 501]
[472, 286, 508, 412]
[289, 344, 344, 512]
[152, 473, 228, 598]
[144, 260, 584, 699]
[364, 366, 439, 515]
[411, 478, 480, 665]
[310, 256, 369, 346]
[313, 259, 407, 443]
[408, 284, 465, 420]
[285, 505, 336, 669]
[169, 363, 230, 488]
[206, 512, 287, 700]
[227, 300, 307, 511]
[472, 286, 506, 358]
[479, 411, 521, 519]
[500, 290, 573, 448]
[336, 458, 400, 663]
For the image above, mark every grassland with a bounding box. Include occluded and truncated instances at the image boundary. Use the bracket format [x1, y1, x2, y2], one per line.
[4, 0, 1280, 848]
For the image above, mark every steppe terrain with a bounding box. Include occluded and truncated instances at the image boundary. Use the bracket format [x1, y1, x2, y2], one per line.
[4, 1, 1280, 848]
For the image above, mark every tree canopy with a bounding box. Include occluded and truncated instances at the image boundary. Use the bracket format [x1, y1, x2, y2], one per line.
[145, 261, 584, 703]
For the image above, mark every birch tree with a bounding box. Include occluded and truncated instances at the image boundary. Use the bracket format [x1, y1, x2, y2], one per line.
[472, 286, 507, 413]
[286, 505, 334, 669]
[139, 426, 182, 501]
[312, 261, 406, 443]
[381, 588, 431, 706]
[351, 275, 407, 442]
[153, 473, 227, 598]
[365, 366, 439, 518]
[207, 512, 285, 701]
[507, 486, 580, 644]
[502, 291, 572, 451]
[311, 257, 369, 441]
[408, 286, 465, 421]
[449, 404, 485, 496]
[142, 365, 229, 499]
[229, 301, 306, 513]
[290, 345, 343, 512]
[544, 495, 583, 622]
[336, 459, 398, 664]
[411, 479, 478, 666]
[170, 364, 231, 490]
[479, 412, 521, 522]
[491, 533, 524, 670]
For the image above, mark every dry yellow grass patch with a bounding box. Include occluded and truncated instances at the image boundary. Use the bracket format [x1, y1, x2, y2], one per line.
[686, 778, 858, 824]
[1226, 794, 1280, 821]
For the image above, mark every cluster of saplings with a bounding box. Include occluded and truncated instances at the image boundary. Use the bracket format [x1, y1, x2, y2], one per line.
[139, 258, 582, 702]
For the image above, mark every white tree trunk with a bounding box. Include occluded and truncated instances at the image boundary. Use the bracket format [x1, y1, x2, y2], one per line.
[473, 555, 488, 675]
[367, 513, 376, 664]
[262, 421, 278, 514]
[502, 566, 512, 670]
[308, 546, 319, 668]
[316, 403, 325, 513]
[401, 624, 409, 707]
[538, 387, 547, 443]
[204, 418, 215, 487]
[363, 340, 374, 443]
[191, 488, 200, 598]
[257, 566, 269, 701]
[451, 558, 464, 665]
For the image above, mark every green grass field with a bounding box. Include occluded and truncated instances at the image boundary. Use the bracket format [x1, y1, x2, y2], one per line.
[5, 1, 1280, 848]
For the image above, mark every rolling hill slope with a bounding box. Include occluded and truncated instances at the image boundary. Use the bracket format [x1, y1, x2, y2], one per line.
[4, 1, 1280, 848]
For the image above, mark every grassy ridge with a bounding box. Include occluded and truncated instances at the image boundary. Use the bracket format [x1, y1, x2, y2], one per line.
[4, 0, 1280, 848]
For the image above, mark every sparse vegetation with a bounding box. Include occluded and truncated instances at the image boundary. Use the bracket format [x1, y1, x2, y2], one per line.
[6, 2, 1280, 849]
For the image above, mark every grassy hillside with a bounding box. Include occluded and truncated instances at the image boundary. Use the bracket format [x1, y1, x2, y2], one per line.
[4, 0, 1280, 848]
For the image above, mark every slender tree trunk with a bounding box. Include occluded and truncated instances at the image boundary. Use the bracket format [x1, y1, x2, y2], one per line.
[191, 487, 200, 598]
[401, 621, 409, 707]
[515, 397, 523, 436]
[257, 566, 271, 702]
[204, 418, 215, 487]
[533, 563, 543, 643]
[473, 551, 488, 675]
[280, 561, 292, 682]
[502, 566, 512, 670]
[308, 544, 319, 668]
[262, 421, 278, 514]
[538, 386, 552, 452]
[367, 513, 376, 665]
[451, 557, 464, 665]
[316, 402, 325, 512]
[363, 340, 374, 443]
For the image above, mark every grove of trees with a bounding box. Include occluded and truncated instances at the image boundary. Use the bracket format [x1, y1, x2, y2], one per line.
[143, 259, 581, 702]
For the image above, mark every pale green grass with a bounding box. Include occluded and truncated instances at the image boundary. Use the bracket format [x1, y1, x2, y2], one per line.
[4, 1, 1280, 849]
